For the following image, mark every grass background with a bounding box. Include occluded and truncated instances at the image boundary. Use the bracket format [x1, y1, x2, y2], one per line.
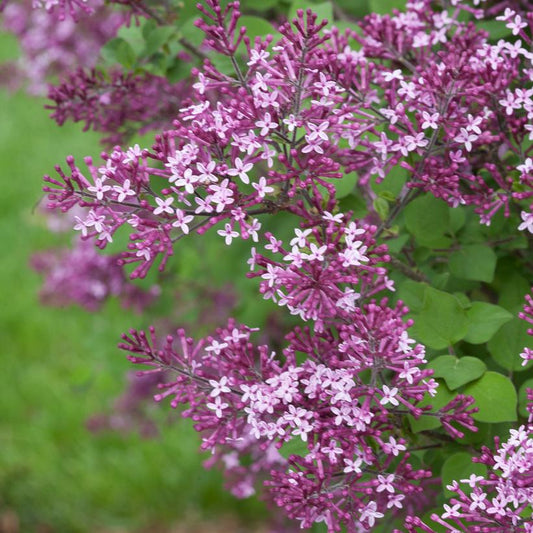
[0, 32, 265, 532]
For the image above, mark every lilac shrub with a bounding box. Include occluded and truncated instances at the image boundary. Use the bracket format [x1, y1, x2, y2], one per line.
[5, 0, 533, 530]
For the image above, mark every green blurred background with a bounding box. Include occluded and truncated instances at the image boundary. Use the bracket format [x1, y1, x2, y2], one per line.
[0, 31, 266, 533]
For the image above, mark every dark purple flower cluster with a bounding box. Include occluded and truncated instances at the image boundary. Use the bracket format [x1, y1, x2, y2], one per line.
[47, 68, 191, 146]
[31, 237, 159, 312]
[0, 0, 125, 93]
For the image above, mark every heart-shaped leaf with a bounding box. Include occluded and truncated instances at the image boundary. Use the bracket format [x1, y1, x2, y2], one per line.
[428, 355, 486, 390]
[409, 286, 469, 349]
[441, 452, 487, 497]
[463, 372, 517, 423]
[404, 195, 451, 248]
[464, 302, 513, 344]
[449, 244, 497, 282]
[487, 318, 532, 371]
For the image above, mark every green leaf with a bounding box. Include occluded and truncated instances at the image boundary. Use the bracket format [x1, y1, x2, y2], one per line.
[404, 194, 451, 248]
[241, 0, 280, 10]
[397, 280, 426, 313]
[373, 166, 407, 197]
[178, 17, 205, 49]
[115, 23, 145, 54]
[373, 197, 389, 220]
[449, 244, 497, 283]
[238, 15, 276, 41]
[323, 172, 358, 199]
[487, 318, 532, 371]
[464, 302, 513, 344]
[518, 379, 533, 418]
[384, 233, 409, 254]
[289, 0, 333, 23]
[143, 25, 176, 56]
[100, 37, 137, 69]
[453, 292, 471, 310]
[457, 213, 486, 244]
[429, 271, 450, 290]
[278, 438, 309, 459]
[208, 53, 235, 76]
[142, 18, 158, 40]
[369, 0, 405, 14]
[477, 20, 512, 40]
[177, 0, 207, 21]
[497, 272, 530, 313]
[449, 207, 466, 233]
[463, 371, 517, 423]
[441, 452, 487, 497]
[409, 286, 469, 349]
[378, 190, 396, 202]
[332, 0, 369, 18]
[408, 380, 454, 433]
[428, 355, 486, 390]
[166, 57, 194, 83]
[338, 192, 367, 219]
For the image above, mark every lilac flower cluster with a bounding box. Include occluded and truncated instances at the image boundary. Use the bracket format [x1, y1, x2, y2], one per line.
[43, 1, 533, 278]
[247, 218, 391, 330]
[404, 389, 533, 533]
[36, 0, 533, 529]
[358, 3, 533, 226]
[47, 68, 191, 146]
[31, 237, 159, 312]
[1, 0, 125, 93]
[119, 305, 477, 531]
[30, 0, 101, 21]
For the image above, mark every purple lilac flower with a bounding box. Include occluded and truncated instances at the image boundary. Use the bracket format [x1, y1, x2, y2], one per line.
[119, 303, 476, 531]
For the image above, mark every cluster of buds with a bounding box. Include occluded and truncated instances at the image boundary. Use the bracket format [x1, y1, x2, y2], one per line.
[47, 68, 191, 146]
